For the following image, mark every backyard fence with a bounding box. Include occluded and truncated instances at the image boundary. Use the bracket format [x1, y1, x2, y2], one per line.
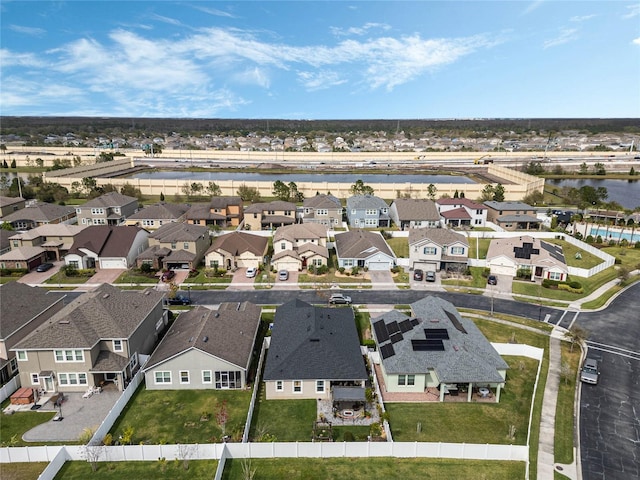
[0, 376, 20, 404]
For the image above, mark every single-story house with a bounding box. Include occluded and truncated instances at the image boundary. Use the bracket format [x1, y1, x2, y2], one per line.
[65, 225, 149, 269]
[486, 235, 568, 281]
[389, 198, 441, 230]
[334, 229, 396, 271]
[204, 231, 269, 270]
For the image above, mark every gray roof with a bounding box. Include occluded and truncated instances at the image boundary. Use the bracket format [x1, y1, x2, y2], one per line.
[371, 296, 508, 384]
[185, 204, 226, 221]
[391, 198, 440, 221]
[1, 202, 75, 223]
[263, 299, 367, 381]
[0, 283, 65, 340]
[484, 201, 534, 211]
[82, 192, 137, 208]
[245, 200, 296, 213]
[0, 229, 11, 252]
[149, 222, 209, 242]
[346, 194, 388, 211]
[408, 227, 468, 247]
[334, 229, 395, 260]
[206, 231, 268, 257]
[496, 214, 541, 223]
[145, 302, 261, 370]
[486, 235, 567, 270]
[0, 196, 25, 208]
[127, 202, 189, 221]
[303, 194, 342, 209]
[13, 284, 164, 350]
[273, 223, 327, 243]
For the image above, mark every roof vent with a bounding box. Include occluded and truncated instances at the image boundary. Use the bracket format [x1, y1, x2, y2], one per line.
[103, 294, 110, 299]
[59, 320, 70, 324]
[430, 318, 439, 323]
[215, 313, 220, 318]
[188, 336, 194, 343]
[203, 336, 208, 342]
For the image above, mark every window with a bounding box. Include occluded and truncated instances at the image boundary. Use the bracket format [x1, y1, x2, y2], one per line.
[69, 261, 79, 269]
[76, 208, 82, 215]
[171, 242, 177, 249]
[364, 218, 377, 226]
[317, 209, 328, 216]
[343, 259, 354, 267]
[16, 350, 27, 361]
[215, 371, 241, 389]
[202, 370, 212, 384]
[398, 375, 405, 386]
[209, 260, 219, 269]
[31, 373, 39, 385]
[129, 353, 138, 369]
[183, 242, 189, 249]
[414, 221, 422, 227]
[154, 371, 172, 384]
[281, 242, 286, 250]
[180, 371, 190, 384]
[549, 271, 562, 281]
[293, 380, 302, 393]
[407, 375, 415, 386]
[113, 340, 123, 352]
[275, 380, 283, 392]
[58, 373, 88, 386]
[423, 247, 437, 255]
[316, 380, 325, 393]
[451, 246, 464, 255]
[365, 209, 377, 215]
[398, 375, 415, 386]
[91, 208, 104, 215]
[9, 358, 17, 373]
[12, 240, 19, 247]
[54, 349, 84, 362]
[142, 220, 154, 226]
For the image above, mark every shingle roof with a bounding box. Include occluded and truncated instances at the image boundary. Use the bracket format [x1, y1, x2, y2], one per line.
[303, 194, 342, 209]
[149, 222, 209, 242]
[0, 229, 11, 252]
[263, 299, 367, 381]
[67, 225, 145, 257]
[1, 202, 75, 222]
[82, 192, 137, 208]
[440, 207, 472, 220]
[0, 196, 25, 208]
[245, 200, 296, 213]
[0, 246, 46, 261]
[496, 214, 541, 223]
[391, 198, 440, 221]
[209, 196, 242, 210]
[206, 231, 268, 257]
[13, 284, 164, 350]
[334, 229, 395, 260]
[0, 283, 65, 339]
[137, 245, 171, 260]
[371, 296, 508, 384]
[408, 227, 469, 247]
[346, 194, 388, 210]
[486, 235, 567, 270]
[484, 201, 534, 211]
[8, 224, 86, 241]
[185, 204, 226, 221]
[273, 223, 327, 243]
[436, 198, 485, 209]
[144, 302, 261, 370]
[127, 202, 189, 221]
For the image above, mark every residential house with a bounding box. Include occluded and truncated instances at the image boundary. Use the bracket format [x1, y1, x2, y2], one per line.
[0, 246, 50, 271]
[408, 228, 469, 272]
[263, 299, 367, 400]
[346, 195, 390, 228]
[436, 198, 487, 228]
[0, 283, 66, 385]
[8, 224, 86, 261]
[125, 202, 189, 230]
[484, 201, 541, 231]
[144, 302, 261, 390]
[271, 223, 329, 272]
[370, 296, 508, 402]
[1, 202, 76, 230]
[75, 192, 139, 226]
[334, 229, 396, 271]
[65, 225, 149, 269]
[302, 194, 343, 227]
[389, 198, 441, 230]
[0, 196, 26, 218]
[136, 222, 210, 270]
[244, 201, 297, 231]
[11, 284, 167, 393]
[204, 231, 268, 271]
[486, 235, 568, 281]
[0, 229, 13, 255]
[185, 196, 243, 228]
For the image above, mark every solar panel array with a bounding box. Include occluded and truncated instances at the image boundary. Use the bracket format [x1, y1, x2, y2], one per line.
[412, 339, 446, 351]
[445, 310, 467, 334]
[380, 343, 395, 359]
[513, 242, 540, 259]
[424, 328, 449, 340]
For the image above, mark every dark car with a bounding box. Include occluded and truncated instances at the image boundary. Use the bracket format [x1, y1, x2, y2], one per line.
[161, 270, 176, 282]
[487, 274, 497, 285]
[413, 269, 424, 281]
[425, 271, 436, 282]
[35, 262, 54, 272]
[329, 293, 352, 305]
[167, 295, 191, 305]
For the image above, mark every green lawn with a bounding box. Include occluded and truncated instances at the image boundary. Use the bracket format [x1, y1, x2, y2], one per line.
[0, 401, 57, 446]
[545, 239, 603, 269]
[182, 269, 232, 287]
[468, 238, 491, 260]
[114, 271, 158, 284]
[249, 390, 317, 442]
[45, 271, 93, 284]
[0, 275, 22, 284]
[440, 266, 487, 288]
[222, 458, 525, 480]
[511, 267, 619, 301]
[555, 341, 581, 464]
[602, 245, 640, 269]
[386, 237, 408, 258]
[54, 460, 218, 479]
[109, 384, 252, 444]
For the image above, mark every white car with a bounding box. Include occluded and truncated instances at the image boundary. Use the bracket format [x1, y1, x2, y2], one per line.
[246, 267, 257, 278]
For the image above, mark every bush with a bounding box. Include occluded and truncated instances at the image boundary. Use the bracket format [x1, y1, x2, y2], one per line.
[390, 265, 401, 274]
[0, 268, 28, 276]
[351, 266, 360, 276]
[338, 267, 345, 274]
[482, 268, 491, 278]
[362, 339, 376, 349]
[614, 257, 622, 264]
[139, 263, 153, 274]
[62, 264, 78, 277]
[343, 431, 355, 442]
[585, 235, 593, 243]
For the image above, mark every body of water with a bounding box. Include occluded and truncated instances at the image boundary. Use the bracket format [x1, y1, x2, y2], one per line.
[547, 178, 640, 210]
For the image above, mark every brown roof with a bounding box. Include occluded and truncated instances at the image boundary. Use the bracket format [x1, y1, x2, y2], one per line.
[303, 194, 341, 209]
[245, 200, 296, 213]
[127, 202, 189, 221]
[149, 222, 209, 242]
[67, 225, 145, 257]
[334, 229, 395, 259]
[0, 283, 65, 339]
[391, 198, 440, 221]
[441, 207, 472, 220]
[1, 202, 75, 223]
[273, 223, 327, 243]
[206, 231, 268, 257]
[408, 227, 469, 247]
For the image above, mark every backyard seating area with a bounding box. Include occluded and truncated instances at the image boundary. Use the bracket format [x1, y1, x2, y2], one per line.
[82, 385, 102, 398]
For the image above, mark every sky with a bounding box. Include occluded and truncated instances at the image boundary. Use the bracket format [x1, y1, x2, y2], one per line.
[1, 1, 639, 119]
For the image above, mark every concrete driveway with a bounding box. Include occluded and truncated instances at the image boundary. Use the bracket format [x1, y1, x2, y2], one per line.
[368, 270, 397, 290]
[18, 260, 64, 285]
[86, 268, 126, 285]
[273, 270, 299, 289]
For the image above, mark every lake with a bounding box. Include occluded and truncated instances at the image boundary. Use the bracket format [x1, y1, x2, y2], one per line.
[547, 178, 640, 210]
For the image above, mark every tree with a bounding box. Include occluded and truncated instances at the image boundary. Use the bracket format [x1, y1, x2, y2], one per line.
[579, 162, 589, 175]
[2, 160, 8, 169]
[593, 162, 606, 175]
[350, 179, 374, 195]
[0, 222, 14, 231]
[459, 191, 465, 198]
[0, 144, 6, 154]
[630, 166, 636, 176]
[176, 443, 198, 470]
[120, 183, 143, 201]
[426, 183, 437, 200]
[288, 181, 304, 201]
[35, 158, 44, 168]
[479, 184, 495, 202]
[272, 180, 290, 201]
[493, 183, 505, 202]
[10, 159, 16, 168]
[160, 191, 165, 201]
[78, 428, 105, 472]
[564, 325, 589, 353]
[37, 182, 69, 203]
[453, 190, 459, 198]
[206, 181, 221, 196]
[237, 184, 261, 202]
[525, 161, 545, 175]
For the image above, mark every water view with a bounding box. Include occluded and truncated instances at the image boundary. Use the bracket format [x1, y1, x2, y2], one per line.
[548, 178, 640, 210]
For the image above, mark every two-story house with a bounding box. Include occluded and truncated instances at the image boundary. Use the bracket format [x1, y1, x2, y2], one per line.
[408, 227, 469, 272]
[244, 201, 297, 231]
[436, 198, 487, 228]
[137, 222, 210, 271]
[484, 201, 541, 231]
[65, 225, 149, 269]
[1, 202, 77, 230]
[185, 196, 244, 228]
[0, 196, 26, 218]
[8, 224, 87, 261]
[11, 284, 167, 393]
[76, 192, 139, 226]
[271, 223, 329, 272]
[125, 202, 189, 230]
[346, 195, 390, 228]
[389, 198, 441, 230]
[302, 194, 343, 227]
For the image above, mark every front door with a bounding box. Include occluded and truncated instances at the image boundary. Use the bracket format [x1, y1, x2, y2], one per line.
[535, 266, 543, 277]
[44, 376, 54, 392]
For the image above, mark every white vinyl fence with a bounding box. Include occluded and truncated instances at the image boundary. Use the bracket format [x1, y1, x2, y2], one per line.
[0, 376, 20, 404]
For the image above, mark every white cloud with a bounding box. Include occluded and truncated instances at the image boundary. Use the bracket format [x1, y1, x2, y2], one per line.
[191, 5, 237, 18]
[543, 28, 578, 49]
[0, 49, 44, 67]
[149, 14, 184, 27]
[522, 1, 545, 15]
[297, 70, 347, 91]
[9, 25, 46, 36]
[232, 67, 271, 88]
[623, 4, 640, 19]
[570, 14, 596, 23]
[633, 37, 640, 46]
[330, 22, 391, 37]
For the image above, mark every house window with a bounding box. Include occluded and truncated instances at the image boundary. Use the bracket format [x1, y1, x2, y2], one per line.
[343, 259, 354, 267]
[474, 219, 482, 225]
[16, 350, 27, 361]
[171, 242, 177, 249]
[281, 242, 286, 250]
[365, 209, 377, 215]
[275, 380, 283, 392]
[142, 220, 154, 226]
[364, 218, 377, 226]
[293, 380, 302, 393]
[209, 260, 219, 269]
[423, 247, 437, 255]
[414, 221, 422, 227]
[31, 373, 39, 385]
[12, 240, 19, 247]
[154, 371, 172, 384]
[316, 380, 325, 393]
[9, 358, 17, 373]
[180, 371, 190, 384]
[183, 242, 189, 249]
[129, 353, 138, 369]
[76, 208, 82, 215]
[202, 370, 212, 384]
[215, 371, 241, 389]
[58, 373, 88, 386]
[407, 375, 415, 386]
[69, 260, 79, 269]
[450, 246, 464, 255]
[113, 340, 123, 352]
[317, 209, 328, 216]
[351, 209, 356, 214]
[91, 208, 104, 215]
[549, 271, 562, 281]
[54, 349, 84, 362]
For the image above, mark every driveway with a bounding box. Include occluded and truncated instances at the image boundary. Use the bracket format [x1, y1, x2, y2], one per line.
[17, 260, 64, 285]
[86, 268, 126, 285]
[273, 270, 299, 289]
[367, 270, 397, 290]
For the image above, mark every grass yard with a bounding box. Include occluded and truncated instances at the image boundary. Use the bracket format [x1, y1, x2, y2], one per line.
[54, 460, 218, 479]
[114, 271, 158, 284]
[602, 245, 640, 269]
[440, 266, 487, 288]
[44, 270, 93, 284]
[511, 267, 618, 301]
[555, 341, 582, 464]
[109, 384, 252, 444]
[222, 458, 525, 480]
[0, 402, 57, 447]
[386, 236, 408, 258]
[0, 275, 22, 284]
[249, 393, 317, 442]
[0, 462, 48, 480]
[183, 269, 232, 287]
[581, 276, 640, 309]
[468, 237, 491, 260]
[545, 239, 603, 269]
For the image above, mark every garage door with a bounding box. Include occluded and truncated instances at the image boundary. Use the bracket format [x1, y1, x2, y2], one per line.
[276, 261, 299, 271]
[367, 262, 390, 271]
[490, 264, 515, 276]
[100, 259, 127, 269]
[414, 262, 437, 272]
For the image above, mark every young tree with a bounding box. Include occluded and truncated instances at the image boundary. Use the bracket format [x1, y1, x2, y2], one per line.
[272, 180, 290, 201]
[564, 325, 589, 353]
[427, 183, 437, 200]
[593, 162, 606, 175]
[350, 179, 374, 195]
[10, 159, 16, 168]
[493, 183, 506, 202]
[176, 443, 198, 470]
[288, 181, 304, 201]
[160, 191, 165, 201]
[206, 181, 221, 196]
[479, 184, 495, 201]
[237, 184, 261, 202]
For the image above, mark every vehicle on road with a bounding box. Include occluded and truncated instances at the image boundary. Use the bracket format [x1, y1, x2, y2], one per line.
[161, 270, 175, 282]
[35, 263, 54, 272]
[487, 274, 497, 285]
[425, 271, 436, 282]
[167, 295, 191, 305]
[580, 357, 600, 384]
[329, 293, 352, 305]
[278, 270, 289, 281]
[246, 267, 257, 278]
[413, 269, 424, 281]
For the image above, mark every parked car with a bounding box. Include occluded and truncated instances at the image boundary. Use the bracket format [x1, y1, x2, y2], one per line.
[413, 269, 424, 281]
[487, 274, 497, 285]
[161, 270, 175, 282]
[167, 295, 191, 305]
[246, 267, 257, 278]
[35, 262, 54, 272]
[425, 271, 436, 282]
[580, 357, 600, 384]
[329, 293, 352, 305]
[278, 270, 289, 281]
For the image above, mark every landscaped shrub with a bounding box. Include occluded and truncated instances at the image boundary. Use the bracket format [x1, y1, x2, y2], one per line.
[0, 268, 28, 276]
[568, 280, 582, 289]
[362, 339, 376, 349]
[62, 264, 78, 276]
[351, 266, 360, 276]
[343, 431, 355, 442]
[139, 263, 153, 274]
[585, 235, 594, 244]
[596, 235, 603, 244]
[482, 267, 491, 278]
[338, 267, 345, 274]
[620, 239, 629, 247]
[558, 283, 584, 294]
[614, 257, 622, 264]
[390, 265, 401, 274]
[516, 268, 531, 279]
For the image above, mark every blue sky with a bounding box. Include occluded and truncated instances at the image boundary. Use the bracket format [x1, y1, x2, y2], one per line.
[1, 1, 639, 119]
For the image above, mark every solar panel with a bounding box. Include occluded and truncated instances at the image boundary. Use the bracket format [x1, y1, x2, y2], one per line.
[410, 318, 420, 326]
[380, 343, 396, 359]
[373, 320, 389, 343]
[411, 339, 445, 351]
[424, 328, 449, 340]
[389, 332, 403, 344]
[387, 321, 400, 334]
[399, 320, 413, 333]
[445, 310, 467, 334]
